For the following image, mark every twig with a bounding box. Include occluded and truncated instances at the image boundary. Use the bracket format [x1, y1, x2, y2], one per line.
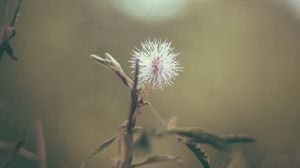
[112, 69, 133, 89]
[0, 0, 22, 60]
[0, 141, 39, 161]
[90, 54, 133, 89]
[34, 119, 47, 168]
[2, 132, 27, 168]
[127, 60, 139, 134]
[10, 0, 22, 27]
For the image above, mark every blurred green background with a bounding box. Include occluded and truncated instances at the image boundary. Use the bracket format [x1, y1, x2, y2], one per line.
[0, 0, 300, 167]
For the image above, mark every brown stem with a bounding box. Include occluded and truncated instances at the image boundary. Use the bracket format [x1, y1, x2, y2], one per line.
[34, 119, 47, 168]
[127, 64, 139, 133]
[113, 69, 133, 89]
[119, 60, 140, 168]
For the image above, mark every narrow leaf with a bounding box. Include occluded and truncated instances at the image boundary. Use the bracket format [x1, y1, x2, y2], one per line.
[81, 134, 118, 168]
[170, 127, 230, 150]
[222, 135, 255, 144]
[185, 141, 210, 168]
[132, 154, 182, 168]
[3, 42, 18, 61]
[166, 117, 177, 130]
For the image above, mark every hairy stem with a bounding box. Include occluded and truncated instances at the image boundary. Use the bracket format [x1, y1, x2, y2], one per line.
[119, 61, 140, 168]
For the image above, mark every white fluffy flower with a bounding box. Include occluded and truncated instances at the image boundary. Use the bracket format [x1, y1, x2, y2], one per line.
[130, 39, 182, 89]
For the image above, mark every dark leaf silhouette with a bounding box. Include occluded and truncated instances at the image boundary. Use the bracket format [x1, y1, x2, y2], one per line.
[222, 135, 255, 144]
[170, 127, 230, 150]
[133, 130, 151, 155]
[185, 141, 210, 168]
[1, 41, 17, 60]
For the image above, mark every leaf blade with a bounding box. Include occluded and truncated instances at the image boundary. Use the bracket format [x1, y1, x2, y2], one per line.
[222, 135, 255, 144]
[81, 134, 118, 168]
[170, 127, 230, 150]
[185, 141, 210, 168]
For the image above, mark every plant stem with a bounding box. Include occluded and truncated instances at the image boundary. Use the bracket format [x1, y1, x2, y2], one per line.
[35, 119, 47, 168]
[0, 141, 39, 161]
[119, 60, 140, 168]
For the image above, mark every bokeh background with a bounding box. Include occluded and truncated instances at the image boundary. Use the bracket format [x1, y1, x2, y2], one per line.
[0, 0, 300, 167]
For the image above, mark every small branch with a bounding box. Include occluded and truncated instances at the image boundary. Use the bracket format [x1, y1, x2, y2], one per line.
[34, 119, 47, 168]
[90, 54, 133, 88]
[127, 60, 139, 134]
[10, 0, 22, 26]
[0, 141, 39, 161]
[2, 132, 27, 168]
[0, 0, 23, 61]
[112, 69, 133, 89]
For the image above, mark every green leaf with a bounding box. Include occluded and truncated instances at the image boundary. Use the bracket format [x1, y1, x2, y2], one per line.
[132, 154, 182, 168]
[185, 141, 210, 168]
[169, 127, 230, 150]
[222, 135, 255, 144]
[81, 134, 118, 168]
